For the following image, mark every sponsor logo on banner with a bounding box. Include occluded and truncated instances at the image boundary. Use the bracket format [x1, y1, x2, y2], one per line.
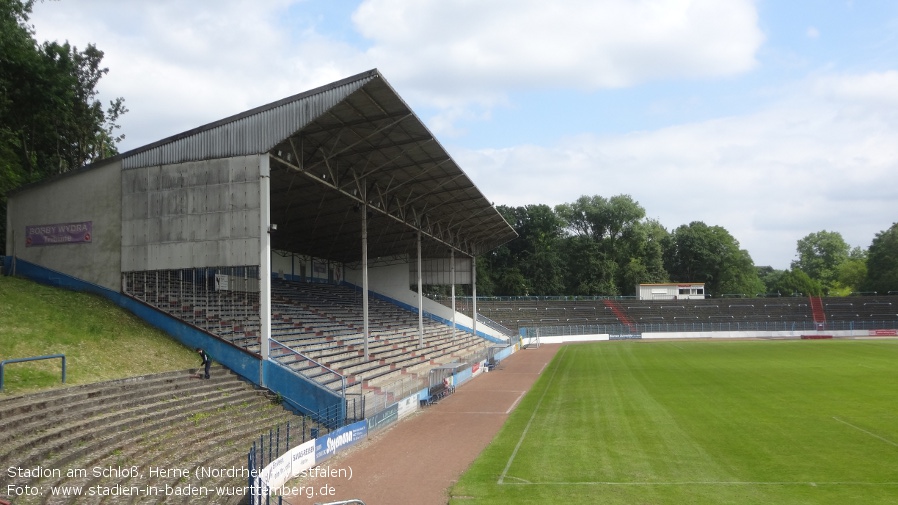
[261, 451, 292, 491]
[367, 403, 398, 432]
[289, 439, 316, 475]
[397, 395, 419, 419]
[26, 221, 92, 247]
[870, 329, 898, 336]
[471, 361, 484, 378]
[258, 439, 317, 494]
[315, 421, 367, 462]
[214, 274, 229, 291]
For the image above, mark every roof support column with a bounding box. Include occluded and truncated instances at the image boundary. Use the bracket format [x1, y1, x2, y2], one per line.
[259, 155, 272, 379]
[451, 249, 456, 337]
[471, 256, 477, 338]
[417, 230, 424, 347]
[362, 204, 370, 360]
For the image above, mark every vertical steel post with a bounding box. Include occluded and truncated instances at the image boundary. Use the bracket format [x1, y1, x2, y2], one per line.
[362, 202, 370, 360]
[472, 255, 478, 337]
[260, 155, 272, 368]
[451, 249, 456, 336]
[417, 231, 424, 347]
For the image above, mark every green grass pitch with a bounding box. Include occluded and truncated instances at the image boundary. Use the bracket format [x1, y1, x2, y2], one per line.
[450, 339, 898, 504]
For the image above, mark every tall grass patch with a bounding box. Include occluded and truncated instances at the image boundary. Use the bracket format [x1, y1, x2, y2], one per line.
[0, 276, 199, 395]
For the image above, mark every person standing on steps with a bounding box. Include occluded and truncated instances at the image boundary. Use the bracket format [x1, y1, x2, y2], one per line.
[196, 348, 211, 379]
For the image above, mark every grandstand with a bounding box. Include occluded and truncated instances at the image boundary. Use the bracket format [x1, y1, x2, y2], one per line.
[4, 68, 516, 419]
[463, 294, 898, 336]
[2, 70, 517, 503]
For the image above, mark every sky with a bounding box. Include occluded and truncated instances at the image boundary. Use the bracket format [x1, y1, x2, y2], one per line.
[27, 0, 898, 270]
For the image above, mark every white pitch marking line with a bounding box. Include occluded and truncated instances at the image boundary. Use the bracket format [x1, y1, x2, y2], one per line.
[498, 346, 567, 485]
[506, 391, 526, 414]
[498, 480, 898, 487]
[833, 417, 898, 447]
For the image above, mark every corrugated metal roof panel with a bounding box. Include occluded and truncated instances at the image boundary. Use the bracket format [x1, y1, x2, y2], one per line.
[122, 72, 376, 169]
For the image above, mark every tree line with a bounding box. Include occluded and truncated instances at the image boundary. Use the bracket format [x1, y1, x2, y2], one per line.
[473, 195, 898, 298]
[1, 0, 125, 251]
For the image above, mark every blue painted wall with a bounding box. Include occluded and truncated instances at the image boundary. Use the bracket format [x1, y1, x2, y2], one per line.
[4, 257, 343, 420]
[262, 360, 344, 426]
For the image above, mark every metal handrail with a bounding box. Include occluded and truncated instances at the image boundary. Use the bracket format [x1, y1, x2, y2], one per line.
[0, 354, 66, 391]
[268, 338, 347, 398]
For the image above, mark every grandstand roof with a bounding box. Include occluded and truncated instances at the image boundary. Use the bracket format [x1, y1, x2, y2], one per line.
[121, 69, 516, 264]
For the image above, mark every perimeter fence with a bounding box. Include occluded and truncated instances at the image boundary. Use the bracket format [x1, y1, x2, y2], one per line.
[521, 319, 898, 338]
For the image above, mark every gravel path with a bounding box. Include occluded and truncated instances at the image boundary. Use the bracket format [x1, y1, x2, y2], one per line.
[285, 344, 560, 505]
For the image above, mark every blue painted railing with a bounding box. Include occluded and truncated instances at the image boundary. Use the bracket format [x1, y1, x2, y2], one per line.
[0, 354, 66, 391]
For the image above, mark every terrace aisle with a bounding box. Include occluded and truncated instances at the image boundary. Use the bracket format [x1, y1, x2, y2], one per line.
[288, 344, 561, 505]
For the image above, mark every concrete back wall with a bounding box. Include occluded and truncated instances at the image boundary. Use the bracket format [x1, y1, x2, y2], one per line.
[344, 261, 481, 334]
[121, 155, 262, 271]
[5, 160, 123, 291]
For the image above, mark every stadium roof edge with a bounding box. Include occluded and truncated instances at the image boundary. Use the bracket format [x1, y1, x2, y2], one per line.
[10, 69, 518, 262]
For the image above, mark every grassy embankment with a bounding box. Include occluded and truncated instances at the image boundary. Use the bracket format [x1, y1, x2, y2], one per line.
[0, 275, 199, 396]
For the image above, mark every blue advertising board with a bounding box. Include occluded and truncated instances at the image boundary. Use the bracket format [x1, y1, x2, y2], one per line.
[314, 421, 368, 462]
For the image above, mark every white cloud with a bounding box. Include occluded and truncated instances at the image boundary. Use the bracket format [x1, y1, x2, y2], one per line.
[24, 2, 895, 269]
[352, 0, 764, 120]
[29, 0, 371, 148]
[29, 0, 763, 144]
[457, 71, 898, 268]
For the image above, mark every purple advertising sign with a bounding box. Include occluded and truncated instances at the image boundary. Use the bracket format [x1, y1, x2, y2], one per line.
[25, 221, 92, 247]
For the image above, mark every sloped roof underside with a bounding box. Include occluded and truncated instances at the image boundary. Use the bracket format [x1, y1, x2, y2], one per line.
[122, 69, 516, 265]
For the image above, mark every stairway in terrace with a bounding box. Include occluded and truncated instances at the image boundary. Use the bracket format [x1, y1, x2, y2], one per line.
[809, 296, 827, 329]
[0, 365, 310, 505]
[603, 299, 637, 333]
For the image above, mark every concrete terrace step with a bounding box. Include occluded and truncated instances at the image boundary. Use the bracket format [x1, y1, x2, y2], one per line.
[0, 367, 309, 505]
[0, 367, 237, 445]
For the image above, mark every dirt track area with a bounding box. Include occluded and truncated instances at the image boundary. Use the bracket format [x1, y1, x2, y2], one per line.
[284, 344, 559, 505]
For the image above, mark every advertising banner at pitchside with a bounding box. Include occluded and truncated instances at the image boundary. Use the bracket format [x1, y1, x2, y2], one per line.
[26, 221, 92, 247]
[397, 394, 419, 419]
[258, 439, 316, 491]
[366, 402, 398, 432]
[315, 421, 368, 462]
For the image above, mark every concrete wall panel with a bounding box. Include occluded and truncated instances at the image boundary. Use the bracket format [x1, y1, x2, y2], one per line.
[121, 154, 263, 272]
[5, 160, 123, 290]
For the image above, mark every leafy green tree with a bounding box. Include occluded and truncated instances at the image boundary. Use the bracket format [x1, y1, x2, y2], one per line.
[862, 223, 898, 294]
[560, 235, 619, 295]
[501, 204, 565, 295]
[0, 0, 126, 251]
[771, 269, 823, 296]
[830, 247, 867, 295]
[555, 194, 664, 295]
[617, 219, 669, 295]
[791, 230, 850, 294]
[757, 266, 786, 295]
[663, 221, 762, 297]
